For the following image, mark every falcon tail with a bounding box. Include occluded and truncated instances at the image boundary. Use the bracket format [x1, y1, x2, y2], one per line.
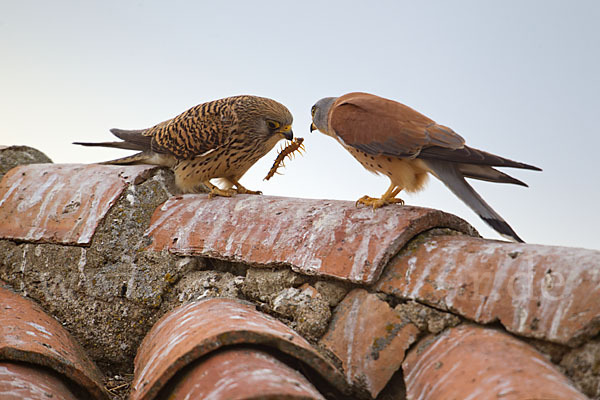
[424, 159, 525, 243]
[73, 128, 152, 151]
[73, 127, 163, 165]
[72, 141, 143, 151]
[109, 128, 152, 149]
[71, 142, 155, 165]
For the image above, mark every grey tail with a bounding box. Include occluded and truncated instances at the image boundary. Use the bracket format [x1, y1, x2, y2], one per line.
[419, 145, 542, 171]
[425, 159, 525, 243]
[73, 141, 144, 151]
[457, 164, 529, 186]
[109, 128, 151, 149]
[73, 128, 152, 152]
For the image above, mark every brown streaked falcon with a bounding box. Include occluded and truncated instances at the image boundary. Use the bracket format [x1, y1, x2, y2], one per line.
[75, 95, 293, 197]
[310, 92, 541, 243]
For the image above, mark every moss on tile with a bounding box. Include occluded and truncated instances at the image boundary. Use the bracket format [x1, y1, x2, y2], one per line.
[0, 145, 53, 180]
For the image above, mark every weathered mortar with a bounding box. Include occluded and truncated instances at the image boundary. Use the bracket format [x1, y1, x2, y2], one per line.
[0, 168, 182, 372]
[0, 159, 352, 376]
[1, 147, 598, 399]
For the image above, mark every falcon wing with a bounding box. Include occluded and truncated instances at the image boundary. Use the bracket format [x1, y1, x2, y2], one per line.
[143, 97, 239, 159]
[329, 92, 465, 158]
[419, 145, 542, 170]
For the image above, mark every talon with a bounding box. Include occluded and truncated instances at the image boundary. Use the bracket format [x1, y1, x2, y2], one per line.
[224, 178, 262, 195]
[355, 195, 374, 207]
[355, 195, 404, 209]
[208, 187, 235, 198]
[236, 187, 262, 195]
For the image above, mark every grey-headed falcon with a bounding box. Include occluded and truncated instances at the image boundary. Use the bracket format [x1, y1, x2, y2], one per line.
[310, 92, 541, 243]
[75, 95, 293, 196]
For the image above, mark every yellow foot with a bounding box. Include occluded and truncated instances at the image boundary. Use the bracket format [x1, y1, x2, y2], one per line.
[228, 178, 262, 195]
[208, 187, 235, 198]
[355, 195, 405, 209]
[235, 186, 262, 195]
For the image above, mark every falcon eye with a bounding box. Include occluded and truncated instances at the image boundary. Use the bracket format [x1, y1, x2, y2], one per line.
[266, 120, 280, 130]
[311, 105, 316, 117]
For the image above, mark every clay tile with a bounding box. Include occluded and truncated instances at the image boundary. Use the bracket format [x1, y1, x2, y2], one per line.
[320, 289, 420, 398]
[0, 283, 108, 399]
[0, 361, 80, 400]
[145, 195, 476, 284]
[0, 163, 159, 245]
[403, 324, 588, 400]
[165, 347, 326, 399]
[130, 297, 348, 400]
[375, 235, 600, 346]
[299, 283, 321, 298]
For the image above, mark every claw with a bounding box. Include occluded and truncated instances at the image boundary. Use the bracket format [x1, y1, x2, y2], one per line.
[208, 187, 235, 198]
[355, 195, 372, 208]
[236, 187, 262, 195]
[355, 195, 404, 209]
[234, 182, 262, 195]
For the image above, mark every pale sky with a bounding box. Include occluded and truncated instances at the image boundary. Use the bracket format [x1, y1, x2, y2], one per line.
[1, 1, 599, 250]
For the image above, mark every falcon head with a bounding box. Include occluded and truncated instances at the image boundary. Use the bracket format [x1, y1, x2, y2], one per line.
[310, 97, 337, 136]
[238, 96, 294, 142]
[264, 115, 294, 141]
[259, 98, 294, 141]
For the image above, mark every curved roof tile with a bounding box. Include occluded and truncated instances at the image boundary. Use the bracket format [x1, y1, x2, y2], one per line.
[0, 163, 159, 245]
[0, 282, 108, 399]
[403, 324, 588, 400]
[376, 235, 600, 345]
[145, 195, 476, 284]
[165, 347, 326, 399]
[131, 297, 348, 400]
[0, 361, 80, 400]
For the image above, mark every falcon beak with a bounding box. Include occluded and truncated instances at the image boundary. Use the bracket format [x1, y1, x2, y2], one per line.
[278, 124, 293, 140]
[310, 123, 317, 132]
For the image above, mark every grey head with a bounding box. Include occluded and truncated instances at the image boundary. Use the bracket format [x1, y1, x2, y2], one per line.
[310, 97, 337, 135]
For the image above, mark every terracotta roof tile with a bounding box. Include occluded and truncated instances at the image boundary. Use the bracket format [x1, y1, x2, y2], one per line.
[0, 164, 159, 245]
[0, 282, 108, 399]
[320, 289, 420, 398]
[0, 361, 80, 400]
[165, 347, 326, 399]
[375, 235, 600, 346]
[131, 297, 348, 400]
[1, 147, 595, 399]
[145, 195, 476, 284]
[403, 324, 588, 400]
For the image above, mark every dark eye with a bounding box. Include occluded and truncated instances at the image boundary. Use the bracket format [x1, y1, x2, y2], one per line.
[266, 120, 280, 130]
[311, 105, 316, 116]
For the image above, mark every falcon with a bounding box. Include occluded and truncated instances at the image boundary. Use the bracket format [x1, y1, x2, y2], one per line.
[310, 92, 541, 243]
[75, 95, 293, 196]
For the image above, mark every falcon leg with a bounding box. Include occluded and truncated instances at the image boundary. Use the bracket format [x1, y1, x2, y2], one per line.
[204, 181, 235, 198]
[356, 183, 404, 209]
[229, 178, 262, 195]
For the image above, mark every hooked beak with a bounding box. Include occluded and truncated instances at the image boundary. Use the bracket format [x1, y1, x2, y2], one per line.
[278, 124, 293, 140]
[310, 122, 317, 132]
